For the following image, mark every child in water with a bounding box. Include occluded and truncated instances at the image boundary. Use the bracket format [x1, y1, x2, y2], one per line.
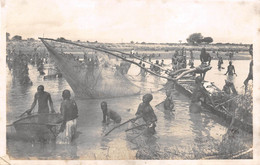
[101, 101, 121, 124]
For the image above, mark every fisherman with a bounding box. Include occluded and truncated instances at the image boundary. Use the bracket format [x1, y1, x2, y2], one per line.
[135, 94, 157, 134]
[164, 91, 174, 111]
[37, 58, 45, 75]
[26, 85, 55, 115]
[224, 61, 237, 76]
[244, 44, 253, 92]
[222, 80, 238, 95]
[140, 63, 147, 77]
[173, 50, 179, 57]
[181, 47, 185, 56]
[190, 61, 195, 69]
[189, 76, 215, 113]
[217, 53, 223, 70]
[172, 54, 178, 71]
[153, 60, 161, 74]
[57, 90, 79, 144]
[148, 55, 152, 62]
[160, 59, 164, 66]
[200, 48, 211, 66]
[101, 101, 121, 124]
[189, 50, 194, 63]
[228, 51, 234, 61]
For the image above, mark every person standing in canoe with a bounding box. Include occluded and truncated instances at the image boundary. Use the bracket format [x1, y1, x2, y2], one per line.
[26, 85, 55, 115]
[101, 101, 121, 124]
[135, 94, 157, 134]
[57, 90, 78, 144]
[189, 76, 215, 113]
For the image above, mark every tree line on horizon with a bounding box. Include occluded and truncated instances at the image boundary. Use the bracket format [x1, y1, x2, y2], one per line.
[186, 33, 213, 45]
[6, 32, 249, 46]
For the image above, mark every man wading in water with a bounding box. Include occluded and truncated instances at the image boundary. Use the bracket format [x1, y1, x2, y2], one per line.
[189, 76, 215, 113]
[225, 61, 237, 76]
[101, 101, 122, 124]
[26, 85, 55, 115]
[164, 90, 174, 111]
[135, 94, 157, 135]
[57, 90, 79, 144]
[200, 48, 212, 66]
[244, 44, 253, 92]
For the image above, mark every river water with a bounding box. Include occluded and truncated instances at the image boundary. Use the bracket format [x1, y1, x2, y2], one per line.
[6, 59, 252, 159]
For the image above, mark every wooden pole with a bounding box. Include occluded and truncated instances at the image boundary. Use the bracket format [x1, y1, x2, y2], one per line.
[104, 116, 142, 136]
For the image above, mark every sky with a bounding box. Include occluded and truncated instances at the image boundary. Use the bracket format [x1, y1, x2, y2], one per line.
[3, 0, 260, 43]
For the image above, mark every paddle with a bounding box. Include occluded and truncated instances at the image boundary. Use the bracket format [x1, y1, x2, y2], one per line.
[215, 95, 239, 108]
[125, 123, 148, 132]
[104, 116, 142, 136]
[18, 109, 31, 118]
[125, 118, 157, 132]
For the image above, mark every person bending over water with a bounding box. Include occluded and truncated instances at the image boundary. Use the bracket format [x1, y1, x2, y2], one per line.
[135, 94, 157, 134]
[189, 76, 215, 113]
[101, 101, 121, 124]
[26, 85, 55, 115]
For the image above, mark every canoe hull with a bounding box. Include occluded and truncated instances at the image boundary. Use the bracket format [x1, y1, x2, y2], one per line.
[12, 113, 63, 140]
[173, 81, 253, 133]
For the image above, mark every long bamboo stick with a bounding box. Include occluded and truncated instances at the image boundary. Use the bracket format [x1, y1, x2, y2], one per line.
[104, 116, 142, 136]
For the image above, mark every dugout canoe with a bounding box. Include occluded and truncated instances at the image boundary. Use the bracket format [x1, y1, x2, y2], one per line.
[173, 80, 253, 134]
[11, 113, 63, 140]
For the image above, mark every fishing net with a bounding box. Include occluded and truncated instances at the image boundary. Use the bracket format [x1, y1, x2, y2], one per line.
[41, 39, 140, 98]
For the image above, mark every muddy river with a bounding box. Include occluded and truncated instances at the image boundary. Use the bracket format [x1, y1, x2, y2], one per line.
[6, 59, 252, 159]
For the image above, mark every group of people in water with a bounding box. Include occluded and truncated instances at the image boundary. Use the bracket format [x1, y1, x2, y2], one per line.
[26, 85, 79, 144]
[19, 44, 253, 144]
[25, 84, 159, 143]
[7, 50, 32, 85]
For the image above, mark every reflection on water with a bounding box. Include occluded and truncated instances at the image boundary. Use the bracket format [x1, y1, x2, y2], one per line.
[6, 59, 252, 159]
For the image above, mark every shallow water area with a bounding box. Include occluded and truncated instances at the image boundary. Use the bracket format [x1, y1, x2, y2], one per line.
[6, 59, 252, 159]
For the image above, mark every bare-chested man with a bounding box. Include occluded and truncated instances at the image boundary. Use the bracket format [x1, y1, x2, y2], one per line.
[224, 61, 237, 76]
[244, 44, 253, 92]
[200, 48, 211, 65]
[26, 85, 55, 115]
[135, 94, 157, 134]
